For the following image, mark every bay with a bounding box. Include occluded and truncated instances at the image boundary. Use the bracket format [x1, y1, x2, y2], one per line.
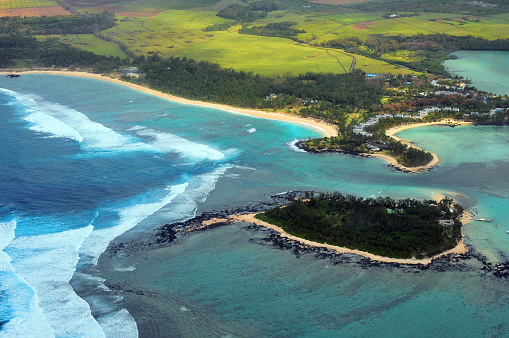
[443, 50, 509, 96]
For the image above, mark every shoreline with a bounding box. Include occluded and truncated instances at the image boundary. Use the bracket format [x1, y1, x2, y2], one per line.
[223, 213, 471, 265]
[0, 70, 338, 138]
[372, 120, 473, 173]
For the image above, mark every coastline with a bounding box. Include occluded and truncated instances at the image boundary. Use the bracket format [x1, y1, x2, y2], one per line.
[222, 212, 471, 265]
[0, 70, 338, 138]
[372, 120, 473, 173]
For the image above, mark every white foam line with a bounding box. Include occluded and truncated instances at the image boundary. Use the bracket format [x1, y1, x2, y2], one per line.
[287, 139, 307, 153]
[0, 220, 55, 337]
[7, 225, 105, 337]
[137, 129, 224, 163]
[0, 220, 16, 272]
[79, 183, 189, 265]
[1, 88, 153, 153]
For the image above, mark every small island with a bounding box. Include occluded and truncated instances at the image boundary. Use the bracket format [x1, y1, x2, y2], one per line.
[255, 192, 465, 260]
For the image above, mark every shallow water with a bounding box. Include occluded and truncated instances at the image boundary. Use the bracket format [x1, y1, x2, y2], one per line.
[1, 74, 509, 336]
[105, 223, 509, 337]
[443, 51, 509, 96]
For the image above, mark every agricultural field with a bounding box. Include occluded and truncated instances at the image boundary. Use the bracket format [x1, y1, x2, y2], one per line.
[299, 13, 509, 44]
[39, 34, 128, 58]
[0, 6, 70, 17]
[100, 9, 415, 75]
[0, 0, 71, 17]
[0, 0, 58, 9]
[14, 0, 506, 76]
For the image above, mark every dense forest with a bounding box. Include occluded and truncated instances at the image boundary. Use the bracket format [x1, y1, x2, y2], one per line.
[0, 11, 116, 35]
[0, 34, 127, 71]
[132, 55, 382, 108]
[301, 133, 434, 167]
[258, 192, 464, 259]
[239, 21, 305, 40]
[216, 4, 268, 22]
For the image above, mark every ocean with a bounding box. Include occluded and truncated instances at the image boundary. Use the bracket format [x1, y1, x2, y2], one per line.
[1, 74, 508, 337]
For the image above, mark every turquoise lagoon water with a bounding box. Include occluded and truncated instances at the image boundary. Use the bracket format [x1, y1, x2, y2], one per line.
[443, 50, 509, 96]
[0, 74, 508, 337]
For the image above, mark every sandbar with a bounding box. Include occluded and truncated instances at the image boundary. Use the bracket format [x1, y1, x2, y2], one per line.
[0, 70, 338, 138]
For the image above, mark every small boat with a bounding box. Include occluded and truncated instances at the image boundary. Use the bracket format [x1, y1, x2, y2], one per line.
[507, 231, 509, 234]
[495, 224, 499, 228]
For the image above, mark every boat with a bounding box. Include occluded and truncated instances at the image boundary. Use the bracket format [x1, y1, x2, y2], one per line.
[495, 224, 499, 228]
[507, 231, 509, 234]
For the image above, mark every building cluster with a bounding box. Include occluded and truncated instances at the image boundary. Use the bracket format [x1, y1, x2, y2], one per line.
[120, 67, 140, 77]
[353, 104, 505, 138]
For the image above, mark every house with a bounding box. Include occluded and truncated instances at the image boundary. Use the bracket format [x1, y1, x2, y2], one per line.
[439, 219, 454, 227]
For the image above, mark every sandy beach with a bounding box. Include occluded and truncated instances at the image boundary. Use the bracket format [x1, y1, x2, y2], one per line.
[224, 212, 470, 265]
[372, 120, 473, 172]
[1, 70, 338, 138]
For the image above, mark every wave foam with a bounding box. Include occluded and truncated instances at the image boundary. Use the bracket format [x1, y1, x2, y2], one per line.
[137, 129, 224, 163]
[287, 139, 307, 153]
[1, 88, 151, 153]
[6, 225, 105, 337]
[79, 183, 189, 265]
[0, 220, 16, 272]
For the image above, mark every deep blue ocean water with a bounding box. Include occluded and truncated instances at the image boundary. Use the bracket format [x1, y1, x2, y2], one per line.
[1, 74, 509, 337]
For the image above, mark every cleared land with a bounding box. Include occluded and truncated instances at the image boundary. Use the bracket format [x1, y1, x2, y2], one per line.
[0, 0, 58, 9]
[0, 0, 70, 17]
[100, 9, 415, 75]
[0, 6, 70, 17]
[39, 34, 128, 58]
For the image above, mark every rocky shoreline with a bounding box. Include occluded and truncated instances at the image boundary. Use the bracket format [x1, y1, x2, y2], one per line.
[295, 140, 435, 173]
[104, 191, 509, 278]
[294, 140, 372, 157]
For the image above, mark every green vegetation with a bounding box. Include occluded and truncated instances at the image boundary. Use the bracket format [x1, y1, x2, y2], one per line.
[239, 21, 305, 40]
[23, 0, 505, 78]
[133, 55, 381, 108]
[0, 0, 58, 9]
[217, 4, 268, 22]
[0, 34, 128, 71]
[0, 11, 116, 35]
[321, 33, 509, 75]
[258, 192, 464, 259]
[39, 34, 128, 58]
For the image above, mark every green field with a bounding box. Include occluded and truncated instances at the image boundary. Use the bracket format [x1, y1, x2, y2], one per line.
[0, 0, 58, 9]
[38, 0, 509, 76]
[38, 34, 128, 58]
[303, 13, 509, 44]
[100, 9, 418, 75]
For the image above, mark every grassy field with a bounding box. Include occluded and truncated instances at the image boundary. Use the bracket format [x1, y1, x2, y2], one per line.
[31, 0, 507, 76]
[303, 13, 509, 44]
[38, 34, 128, 58]
[100, 9, 418, 75]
